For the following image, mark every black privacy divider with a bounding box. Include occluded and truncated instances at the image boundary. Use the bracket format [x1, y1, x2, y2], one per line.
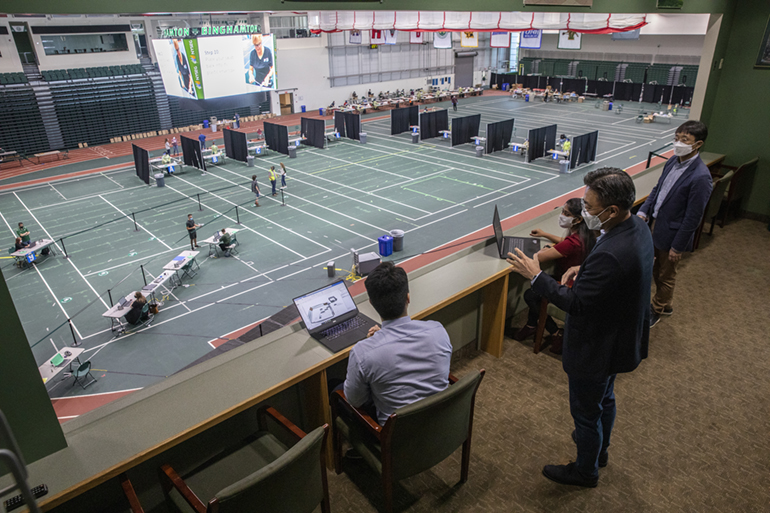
[526, 124, 557, 161]
[391, 105, 419, 135]
[344, 112, 360, 141]
[334, 111, 346, 138]
[264, 121, 289, 155]
[570, 130, 599, 170]
[419, 109, 449, 141]
[132, 144, 150, 184]
[451, 114, 481, 147]
[300, 118, 325, 149]
[485, 118, 514, 154]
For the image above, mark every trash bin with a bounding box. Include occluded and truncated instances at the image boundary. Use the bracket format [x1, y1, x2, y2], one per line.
[525, 94, 530, 102]
[301, 105, 307, 113]
[475, 145, 484, 158]
[327, 261, 335, 277]
[390, 230, 404, 252]
[502, 83, 510, 92]
[559, 160, 571, 174]
[202, 120, 210, 129]
[155, 173, 165, 187]
[360, 132, 367, 144]
[319, 107, 325, 116]
[411, 133, 419, 144]
[378, 235, 393, 257]
[210, 116, 218, 132]
[288, 145, 297, 159]
[247, 155, 254, 167]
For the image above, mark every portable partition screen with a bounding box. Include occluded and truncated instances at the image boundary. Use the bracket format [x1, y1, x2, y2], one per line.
[490, 72, 518, 89]
[569, 130, 599, 170]
[223, 128, 248, 162]
[419, 109, 449, 140]
[527, 124, 558, 161]
[264, 121, 290, 155]
[334, 111, 346, 138]
[132, 144, 150, 184]
[181, 135, 205, 171]
[300, 117, 326, 149]
[391, 105, 419, 135]
[344, 112, 361, 141]
[451, 114, 481, 147]
[485, 118, 514, 154]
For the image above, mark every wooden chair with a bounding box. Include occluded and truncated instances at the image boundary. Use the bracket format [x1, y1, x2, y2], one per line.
[331, 370, 485, 513]
[159, 406, 329, 513]
[711, 157, 759, 227]
[119, 474, 144, 513]
[693, 170, 733, 250]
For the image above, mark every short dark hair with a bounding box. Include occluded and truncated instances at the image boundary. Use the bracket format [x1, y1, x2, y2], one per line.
[365, 262, 409, 320]
[188, 214, 192, 217]
[676, 120, 708, 143]
[583, 167, 636, 211]
[252, 175, 257, 180]
[18, 222, 23, 226]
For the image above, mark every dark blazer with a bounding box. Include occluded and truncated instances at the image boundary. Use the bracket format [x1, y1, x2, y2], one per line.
[532, 215, 653, 379]
[639, 154, 712, 252]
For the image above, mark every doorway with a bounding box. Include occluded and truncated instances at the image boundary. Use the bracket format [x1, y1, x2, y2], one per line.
[9, 22, 37, 64]
[455, 56, 474, 88]
[279, 92, 294, 115]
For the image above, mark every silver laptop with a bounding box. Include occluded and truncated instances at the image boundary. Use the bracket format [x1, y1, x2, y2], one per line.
[492, 205, 541, 259]
[293, 280, 379, 353]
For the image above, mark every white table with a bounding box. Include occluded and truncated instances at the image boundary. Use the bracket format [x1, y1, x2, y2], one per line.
[102, 292, 138, 332]
[39, 347, 84, 385]
[164, 251, 200, 282]
[439, 130, 452, 140]
[547, 149, 570, 159]
[11, 239, 57, 268]
[202, 153, 226, 165]
[248, 142, 267, 156]
[140, 270, 179, 305]
[152, 161, 183, 175]
[199, 228, 240, 257]
[471, 136, 487, 146]
[288, 137, 303, 148]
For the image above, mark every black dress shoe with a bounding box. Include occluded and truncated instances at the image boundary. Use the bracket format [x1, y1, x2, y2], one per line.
[542, 462, 598, 488]
[512, 325, 537, 341]
[571, 430, 608, 467]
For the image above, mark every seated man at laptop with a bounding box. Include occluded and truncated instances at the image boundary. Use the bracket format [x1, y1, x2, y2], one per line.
[341, 262, 453, 425]
[218, 228, 232, 257]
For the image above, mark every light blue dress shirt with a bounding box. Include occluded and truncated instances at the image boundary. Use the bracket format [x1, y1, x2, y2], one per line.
[344, 316, 453, 425]
[650, 156, 693, 219]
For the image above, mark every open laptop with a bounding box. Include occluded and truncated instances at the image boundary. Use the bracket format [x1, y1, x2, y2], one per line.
[492, 205, 541, 259]
[293, 280, 379, 353]
[213, 231, 221, 242]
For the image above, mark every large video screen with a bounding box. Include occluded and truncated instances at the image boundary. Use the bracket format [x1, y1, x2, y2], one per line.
[152, 34, 277, 100]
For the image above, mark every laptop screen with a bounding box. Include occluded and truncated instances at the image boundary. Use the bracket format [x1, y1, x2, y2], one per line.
[293, 281, 358, 331]
[492, 205, 504, 252]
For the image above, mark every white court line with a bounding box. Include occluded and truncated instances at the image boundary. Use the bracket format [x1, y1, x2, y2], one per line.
[473, 175, 560, 209]
[99, 195, 174, 251]
[369, 168, 452, 193]
[592, 140, 661, 166]
[100, 172, 125, 188]
[49, 183, 67, 200]
[142, 269, 192, 312]
[406, 208, 468, 231]
[28, 184, 148, 211]
[83, 246, 189, 277]
[596, 141, 637, 157]
[0, 211, 83, 339]
[12, 191, 109, 310]
[312, 149, 414, 180]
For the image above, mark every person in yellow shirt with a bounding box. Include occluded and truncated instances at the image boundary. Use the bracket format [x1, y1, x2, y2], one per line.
[269, 166, 277, 196]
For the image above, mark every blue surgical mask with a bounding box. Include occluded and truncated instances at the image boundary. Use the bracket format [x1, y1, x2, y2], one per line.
[581, 206, 609, 231]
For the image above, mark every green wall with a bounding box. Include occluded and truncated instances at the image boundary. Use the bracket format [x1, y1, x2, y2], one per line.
[705, 0, 770, 217]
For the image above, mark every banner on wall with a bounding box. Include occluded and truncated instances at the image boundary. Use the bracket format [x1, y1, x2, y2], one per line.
[384, 29, 397, 44]
[461, 32, 478, 48]
[410, 31, 423, 44]
[349, 29, 362, 44]
[520, 29, 542, 49]
[371, 29, 384, 44]
[490, 31, 510, 48]
[558, 30, 582, 50]
[434, 31, 452, 49]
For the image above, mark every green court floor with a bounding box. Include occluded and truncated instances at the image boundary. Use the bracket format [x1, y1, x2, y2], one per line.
[0, 95, 685, 398]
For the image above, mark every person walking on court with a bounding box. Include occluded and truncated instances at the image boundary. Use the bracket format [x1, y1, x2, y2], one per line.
[186, 214, 201, 250]
[269, 166, 277, 196]
[171, 136, 179, 156]
[198, 132, 206, 150]
[280, 162, 287, 189]
[451, 96, 458, 111]
[164, 138, 171, 155]
[251, 174, 260, 206]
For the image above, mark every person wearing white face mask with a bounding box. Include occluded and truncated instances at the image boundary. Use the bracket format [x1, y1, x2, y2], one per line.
[507, 168, 653, 488]
[511, 198, 596, 354]
[637, 120, 713, 328]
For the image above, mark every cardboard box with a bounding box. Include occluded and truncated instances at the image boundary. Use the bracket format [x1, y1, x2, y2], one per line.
[578, 97, 585, 103]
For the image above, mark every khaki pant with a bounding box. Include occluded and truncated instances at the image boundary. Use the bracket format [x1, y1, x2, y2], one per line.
[652, 245, 679, 313]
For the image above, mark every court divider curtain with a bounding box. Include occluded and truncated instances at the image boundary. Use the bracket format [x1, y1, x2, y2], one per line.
[569, 130, 599, 170]
[344, 112, 361, 140]
[390, 105, 419, 135]
[334, 111, 346, 138]
[527, 124, 557, 161]
[264, 121, 289, 155]
[485, 118, 514, 154]
[300, 117, 325, 149]
[225, 128, 248, 162]
[222, 128, 235, 159]
[181, 135, 205, 171]
[419, 109, 449, 140]
[451, 114, 481, 147]
[132, 144, 150, 184]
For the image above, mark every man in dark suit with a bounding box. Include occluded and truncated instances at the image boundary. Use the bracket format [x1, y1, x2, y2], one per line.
[637, 120, 712, 327]
[508, 167, 653, 487]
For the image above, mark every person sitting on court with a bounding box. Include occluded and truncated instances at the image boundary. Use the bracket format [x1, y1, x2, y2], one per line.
[339, 262, 453, 426]
[218, 229, 232, 257]
[125, 292, 148, 325]
[510, 198, 596, 354]
[14, 237, 24, 251]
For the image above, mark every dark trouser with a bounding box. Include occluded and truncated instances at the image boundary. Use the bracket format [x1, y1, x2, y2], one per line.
[173, 143, 179, 155]
[281, 175, 286, 187]
[523, 287, 558, 333]
[219, 243, 229, 253]
[453, 104, 457, 111]
[271, 180, 276, 195]
[568, 374, 616, 479]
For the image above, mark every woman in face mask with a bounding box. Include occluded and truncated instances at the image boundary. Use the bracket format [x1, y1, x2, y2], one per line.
[511, 198, 596, 353]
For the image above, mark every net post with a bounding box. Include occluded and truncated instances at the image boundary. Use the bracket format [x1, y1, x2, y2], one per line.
[236, 206, 241, 225]
[132, 212, 139, 231]
[197, 193, 202, 211]
[60, 237, 69, 259]
[280, 189, 285, 206]
[68, 319, 79, 346]
[141, 265, 147, 286]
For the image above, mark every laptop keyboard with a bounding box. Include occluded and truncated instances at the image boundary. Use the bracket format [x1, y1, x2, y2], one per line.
[321, 315, 367, 341]
[505, 238, 525, 254]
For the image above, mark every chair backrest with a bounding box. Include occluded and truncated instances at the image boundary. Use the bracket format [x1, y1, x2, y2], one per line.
[211, 426, 326, 513]
[74, 361, 91, 377]
[727, 157, 759, 199]
[384, 370, 484, 481]
[704, 170, 733, 221]
[141, 303, 149, 315]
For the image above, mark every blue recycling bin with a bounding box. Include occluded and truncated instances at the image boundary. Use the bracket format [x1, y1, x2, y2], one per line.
[301, 105, 307, 113]
[608, 102, 613, 111]
[203, 120, 210, 128]
[525, 94, 530, 102]
[502, 83, 510, 91]
[378, 235, 393, 257]
[319, 107, 325, 116]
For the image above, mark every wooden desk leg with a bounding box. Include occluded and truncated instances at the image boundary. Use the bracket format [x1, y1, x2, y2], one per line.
[480, 273, 508, 358]
[533, 298, 549, 354]
[303, 370, 334, 469]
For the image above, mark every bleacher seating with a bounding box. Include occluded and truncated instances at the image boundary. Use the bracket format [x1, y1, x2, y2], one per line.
[516, 57, 697, 85]
[0, 72, 28, 85]
[40, 64, 145, 82]
[0, 86, 49, 156]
